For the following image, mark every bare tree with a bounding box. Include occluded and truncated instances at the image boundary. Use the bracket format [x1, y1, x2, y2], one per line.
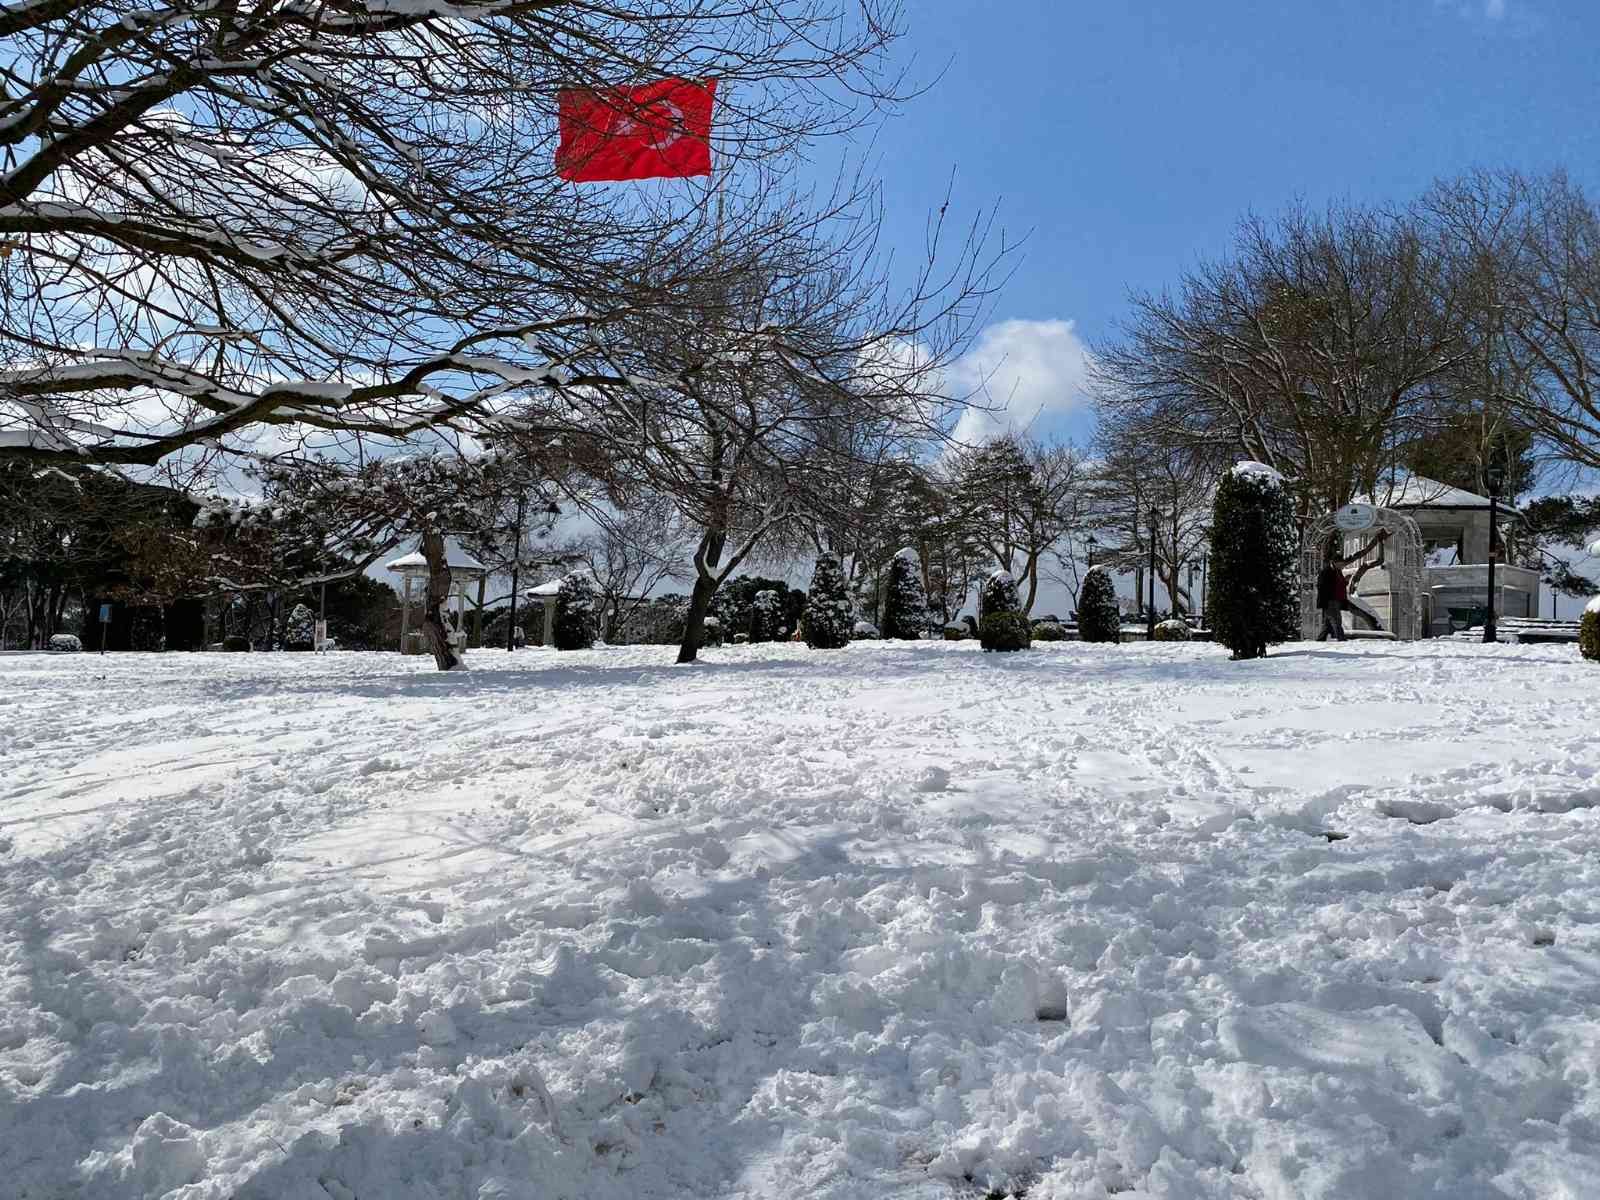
[1422, 169, 1600, 479]
[1086, 419, 1216, 616]
[491, 188, 1003, 662]
[946, 434, 1083, 614]
[572, 502, 689, 641]
[0, 0, 920, 473]
[1092, 202, 1465, 518]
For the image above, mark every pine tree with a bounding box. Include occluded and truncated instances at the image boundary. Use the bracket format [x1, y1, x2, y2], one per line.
[552, 571, 600, 650]
[749, 590, 783, 643]
[802, 553, 852, 649]
[881, 548, 928, 640]
[1208, 462, 1299, 660]
[1076, 567, 1121, 643]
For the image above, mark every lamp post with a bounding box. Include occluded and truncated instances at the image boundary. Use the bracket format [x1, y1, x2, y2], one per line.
[1147, 508, 1159, 641]
[1483, 458, 1506, 644]
[1086, 534, 1097, 571]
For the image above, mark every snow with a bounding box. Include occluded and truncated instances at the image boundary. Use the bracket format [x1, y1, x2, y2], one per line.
[3, 640, 1600, 1199]
[1373, 474, 1497, 511]
[386, 537, 487, 575]
[1586, 594, 1600, 614]
[1228, 460, 1284, 487]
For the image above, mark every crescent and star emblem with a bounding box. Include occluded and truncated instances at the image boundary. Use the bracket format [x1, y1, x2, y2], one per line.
[615, 99, 687, 151]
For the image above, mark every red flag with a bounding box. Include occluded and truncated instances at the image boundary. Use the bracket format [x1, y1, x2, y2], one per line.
[557, 79, 716, 183]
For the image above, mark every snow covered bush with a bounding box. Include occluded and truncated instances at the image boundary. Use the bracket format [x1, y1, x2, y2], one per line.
[701, 617, 723, 649]
[1209, 462, 1299, 660]
[978, 570, 1029, 651]
[880, 548, 928, 640]
[749, 590, 783, 643]
[979, 569, 1022, 619]
[1153, 618, 1191, 642]
[1032, 620, 1068, 641]
[942, 623, 966, 641]
[1077, 567, 1121, 643]
[1582, 597, 1600, 662]
[853, 619, 881, 639]
[979, 612, 1031, 652]
[46, 633, 82, 652]
[552, 571, 600, 650]
[285, 604, 315, 651]
[802, 554, 852, 649]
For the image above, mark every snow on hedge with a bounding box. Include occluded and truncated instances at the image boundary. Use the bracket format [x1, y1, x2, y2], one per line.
[3, 642, 1600, 1198]
[1228, 459, 1286, 487]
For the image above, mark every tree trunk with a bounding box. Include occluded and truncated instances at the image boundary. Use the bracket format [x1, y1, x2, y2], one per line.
[1021, 554, 1040, 614]
[677, 530, 726, 664]
[420, 529, 464, 670]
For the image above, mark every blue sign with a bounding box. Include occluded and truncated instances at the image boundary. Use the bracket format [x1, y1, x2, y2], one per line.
[98, 603, 112, 623]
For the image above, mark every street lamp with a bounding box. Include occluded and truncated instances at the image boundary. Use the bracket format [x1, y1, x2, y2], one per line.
[1086, 534, 1098, 570]
[1147, 508, 1160, 641]
[1483, 455, 1507, 644]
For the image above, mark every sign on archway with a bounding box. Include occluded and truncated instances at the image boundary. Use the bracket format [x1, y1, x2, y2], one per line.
[1300, 508, 1426, 640]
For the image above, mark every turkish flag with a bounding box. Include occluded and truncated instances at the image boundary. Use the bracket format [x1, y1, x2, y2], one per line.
[557, 79, 716, 183]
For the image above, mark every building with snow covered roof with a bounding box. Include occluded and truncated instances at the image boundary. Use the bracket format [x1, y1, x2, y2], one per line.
[1354, 475, 1540, 636]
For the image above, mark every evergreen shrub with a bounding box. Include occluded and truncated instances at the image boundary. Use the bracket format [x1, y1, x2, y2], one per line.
[1581, 599, 1600, 662]
[1209, 462, 1299, 660]
[802, 554, 852, 650]
[552, 571, 600, 650]
[979, 612, 1031, 652]
[881, 549, 928, 640]
[1076, 567, 1121, 644]
[1153, 618, 1191, 642]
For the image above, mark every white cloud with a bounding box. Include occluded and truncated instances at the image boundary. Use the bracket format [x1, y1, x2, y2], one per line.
[1435, 0, 1511, 21]
[946, 318, 1094, 445]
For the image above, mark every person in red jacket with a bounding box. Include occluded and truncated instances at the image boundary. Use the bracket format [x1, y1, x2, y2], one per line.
[1316, 530, 1390, 640]
[1315, 552, 1347, 641]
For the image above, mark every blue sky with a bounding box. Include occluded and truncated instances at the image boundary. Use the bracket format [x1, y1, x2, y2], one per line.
[846, 0, 1600, 445]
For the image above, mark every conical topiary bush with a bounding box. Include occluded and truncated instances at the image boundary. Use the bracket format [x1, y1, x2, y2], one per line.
[802, 553, 852, 650]
[1076, 566, 1120, 644]
[1208, 462, 1299, 660]
[881, 548, 928, 640]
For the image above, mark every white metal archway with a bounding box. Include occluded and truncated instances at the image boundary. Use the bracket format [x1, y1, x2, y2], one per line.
[1300, 505, 1426, 641]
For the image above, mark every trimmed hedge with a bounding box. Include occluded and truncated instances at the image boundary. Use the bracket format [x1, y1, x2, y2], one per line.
[1032, 621, 1068, 642]
[979, 611, 1031, 652]
[1581, 606, 1600, 662]
[1153, 618, 1191, 642]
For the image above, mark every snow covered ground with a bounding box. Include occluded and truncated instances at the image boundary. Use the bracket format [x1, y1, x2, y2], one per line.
[3, 639, 1599, 1200]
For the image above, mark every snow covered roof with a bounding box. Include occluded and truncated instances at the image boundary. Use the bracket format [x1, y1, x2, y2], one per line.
[524, 580, 563, 598]
[385, 536, 487, 576]
[1370, 475, 1496, 510]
